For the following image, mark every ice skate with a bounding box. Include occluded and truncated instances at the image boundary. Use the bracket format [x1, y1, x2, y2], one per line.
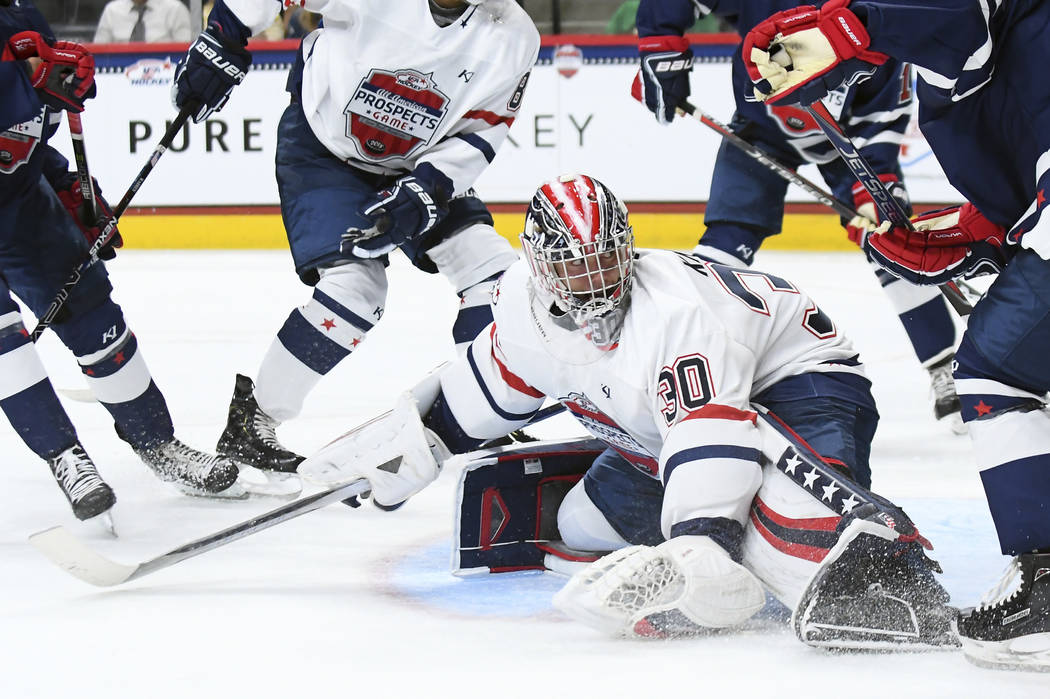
[48, 444, 116, 522]
[956, 552, 1050, 672]
[136, 438, 245, 498]
[217, 374, 304, 473]
[928, 355, 966, 434]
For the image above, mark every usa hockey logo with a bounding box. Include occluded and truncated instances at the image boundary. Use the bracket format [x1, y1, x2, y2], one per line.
[124, 58, 175, 86]
[344, 68, 449, 161]
[562, 393, 659, 477]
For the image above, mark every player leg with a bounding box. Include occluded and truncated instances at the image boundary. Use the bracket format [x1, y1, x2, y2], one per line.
[694, 123, 793, 266]
[551, 447, 768, 638]
[6, 180, 238, 496]
[0, 274, 114, 520]
[408, 191, 519, 354]
[217, 100, 389, 473]
[821, 159, 963, 431]
[948, 249, 1050, 670]
[744, 409, 957, 649]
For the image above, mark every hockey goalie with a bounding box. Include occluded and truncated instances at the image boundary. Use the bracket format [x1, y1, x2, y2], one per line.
[299, 174, 958, 649]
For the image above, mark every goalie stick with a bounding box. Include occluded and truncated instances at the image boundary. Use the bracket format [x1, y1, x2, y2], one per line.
[29, 402, 568, 586]
[30, 106, 194, 341]
[29, 479, 371, 587]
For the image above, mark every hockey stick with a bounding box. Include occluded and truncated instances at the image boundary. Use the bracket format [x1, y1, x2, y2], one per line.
[30, 106, 193, 341]
[676, 99, 857, 219]
[803, 102, 973, 316]
[29, 478, 371, 586]
[29, 402, 569, 586]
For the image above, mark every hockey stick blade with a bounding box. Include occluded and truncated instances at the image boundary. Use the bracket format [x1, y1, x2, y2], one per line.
[28, 478, 370, 587]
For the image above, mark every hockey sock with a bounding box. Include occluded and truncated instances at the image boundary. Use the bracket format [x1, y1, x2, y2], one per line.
[870, 262, 956, 366]
[255, 265, 385, 422]
[452, 274, 499, 354]
[0, 312, 78, 458]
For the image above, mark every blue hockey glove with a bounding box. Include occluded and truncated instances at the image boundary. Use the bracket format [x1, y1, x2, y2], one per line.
[342, 165, 452, 259]
[172, 28, 250, 123]
[637, 35, 693, 125]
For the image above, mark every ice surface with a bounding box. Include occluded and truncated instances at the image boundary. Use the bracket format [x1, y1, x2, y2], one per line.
[1, 250, 1046, 698]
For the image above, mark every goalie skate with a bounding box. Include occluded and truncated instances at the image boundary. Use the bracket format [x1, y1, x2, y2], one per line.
[793, 516, 959, 651]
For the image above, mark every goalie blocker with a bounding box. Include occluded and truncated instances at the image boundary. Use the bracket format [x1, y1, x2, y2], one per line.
[452, 411, 958, 651]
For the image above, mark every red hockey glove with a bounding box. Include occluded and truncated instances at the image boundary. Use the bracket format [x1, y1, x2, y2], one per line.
[864, 203, 1009, 285]
[844, 174, 910, 246]
[742, 0, 888, 106]
[55, 175, 123, 260]
[2, 32, 96, 113]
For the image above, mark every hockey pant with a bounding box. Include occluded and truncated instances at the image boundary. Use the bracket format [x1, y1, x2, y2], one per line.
[953, 248, 1050, 555]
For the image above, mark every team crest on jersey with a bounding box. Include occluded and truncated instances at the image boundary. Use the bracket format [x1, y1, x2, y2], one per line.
[344, 68, 449, 161]
[562, 393, 659, 477]
[0, 112, 44, 175]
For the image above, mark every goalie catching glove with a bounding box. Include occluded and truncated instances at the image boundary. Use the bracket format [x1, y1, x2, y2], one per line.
[297, 392, 451, 509]
[863, 202, 1011, 285]
[552, 535, 766, 639]
[742, 0, 888, 105]
[2, 31, 95, 113]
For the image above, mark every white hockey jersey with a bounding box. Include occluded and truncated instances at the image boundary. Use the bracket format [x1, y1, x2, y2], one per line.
[438, 250, 868, 536]
[224, 0, 539, 194]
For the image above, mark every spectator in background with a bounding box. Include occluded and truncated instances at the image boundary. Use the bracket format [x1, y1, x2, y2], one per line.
[607, 0, 724, 35]
[94, 0, 192, 43]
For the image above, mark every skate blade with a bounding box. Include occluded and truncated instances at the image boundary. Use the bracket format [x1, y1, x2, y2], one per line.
[236, 465, 303, 500]
[172, 481, 250, 500]
[961, 633, 1050, 672]
[86, 510, 118, 538]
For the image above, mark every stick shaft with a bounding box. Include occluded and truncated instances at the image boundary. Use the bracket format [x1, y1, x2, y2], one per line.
[30, 108, 192, 341]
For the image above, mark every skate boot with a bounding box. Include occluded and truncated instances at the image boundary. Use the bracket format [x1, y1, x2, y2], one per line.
[956, 552, 1050, 672]
[48, 444, 116, 521]
[928, 355, 965, 434]
[136, 438, 241, 496]
[216, 374, 304, 473]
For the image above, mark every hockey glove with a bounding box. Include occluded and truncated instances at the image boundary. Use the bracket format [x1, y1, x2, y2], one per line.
[864, 203, 1010, 285]
[637, 35, 693, 125]
[2, 32, 95, 113]
[172, 29, 251, 123]
[54, 174, 123, 260]
[343, 165, 452, 259]
[844, 174, 910, 246]
[742, 0, 888, 106]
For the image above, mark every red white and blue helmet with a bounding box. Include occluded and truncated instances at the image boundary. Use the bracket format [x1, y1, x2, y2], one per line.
[520, 174, 634, 350]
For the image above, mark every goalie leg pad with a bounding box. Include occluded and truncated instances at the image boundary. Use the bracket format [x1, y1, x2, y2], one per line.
[793, 516, 958, 651]
[298, 392, 449, 507]
[453, 438, 606, 575]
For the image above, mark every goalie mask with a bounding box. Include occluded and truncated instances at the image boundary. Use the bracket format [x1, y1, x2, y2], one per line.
[521, 175, 635, 351]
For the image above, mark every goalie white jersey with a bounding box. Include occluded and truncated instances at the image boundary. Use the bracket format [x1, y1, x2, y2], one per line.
[224, 0, 538, 194]
[439, 250, 868, 534]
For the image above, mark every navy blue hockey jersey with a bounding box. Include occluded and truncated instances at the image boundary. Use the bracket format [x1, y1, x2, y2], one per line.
[847, 1, 1048, 251]
[1, 1, 72, 201]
